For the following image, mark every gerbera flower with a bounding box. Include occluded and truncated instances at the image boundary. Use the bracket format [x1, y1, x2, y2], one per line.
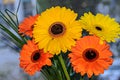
[80, 12, 120, 43]
[33, 6, 82, 55]
[19, 40, 53, 75]
[69, 36, 113, 78]
[19, 15, 39, 37]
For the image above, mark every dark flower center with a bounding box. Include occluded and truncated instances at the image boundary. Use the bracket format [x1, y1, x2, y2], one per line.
[51, 24, 63, 35]
[49, 22, 66, 37]
[32, 52, 40, 62]
[95, 26, 102, 31]
[83, 48, 99, 62]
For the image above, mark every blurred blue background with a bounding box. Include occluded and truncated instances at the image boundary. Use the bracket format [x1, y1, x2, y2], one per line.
[0, 0, 120, 80]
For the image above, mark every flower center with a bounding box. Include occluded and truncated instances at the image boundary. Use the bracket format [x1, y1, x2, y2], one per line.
[49, 22, 66, 37]
[95, 26, 102, 31]
[83, 48, 99, 62]
[31, 51, 40, 62]
[51, 24, 63, 34]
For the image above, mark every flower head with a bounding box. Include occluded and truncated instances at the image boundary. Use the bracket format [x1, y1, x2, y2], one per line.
[33, 6, 82, 55]
[19, 40, 53, 75]
[69, 36, 113, 78]
[19, 15, 39, 37]
[80, 12, 120, 43]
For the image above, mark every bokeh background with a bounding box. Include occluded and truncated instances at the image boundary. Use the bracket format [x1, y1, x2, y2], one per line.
[0, 0, 120, 80]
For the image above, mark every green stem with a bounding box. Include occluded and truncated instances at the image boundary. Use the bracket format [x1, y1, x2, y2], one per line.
[89, 78, 92, 80]
[89, 75, 96, 80]
[58, 54, 70, 80]
[80, 76, 84, 80]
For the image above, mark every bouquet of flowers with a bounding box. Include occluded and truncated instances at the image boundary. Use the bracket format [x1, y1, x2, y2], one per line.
[0, 1, 120, 80]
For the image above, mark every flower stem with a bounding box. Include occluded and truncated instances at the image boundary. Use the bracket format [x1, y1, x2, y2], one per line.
[80, 77, 84, 80]
[58, 54, 70, 80]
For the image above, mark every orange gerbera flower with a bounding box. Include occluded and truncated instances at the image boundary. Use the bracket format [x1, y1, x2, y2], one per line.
[18, 15, 39, 37]
[69, 36, 113, 78]
[19, 40, 53, 75]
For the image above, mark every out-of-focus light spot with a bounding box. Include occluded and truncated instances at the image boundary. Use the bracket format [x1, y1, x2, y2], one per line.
[2, 0, 15, 4]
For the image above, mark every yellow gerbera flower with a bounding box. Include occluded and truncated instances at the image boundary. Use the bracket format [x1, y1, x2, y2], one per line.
[80, 12, 120, 43]
[33, 6, 82, 55]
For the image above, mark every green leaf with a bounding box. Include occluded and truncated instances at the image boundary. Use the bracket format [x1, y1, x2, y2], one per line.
[0, 24, 25, 48]
[0, 11, 18, 32]
[0, 32, 21, 50]
[0, 9, 27, 48]
[5, 9, 18, 29]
